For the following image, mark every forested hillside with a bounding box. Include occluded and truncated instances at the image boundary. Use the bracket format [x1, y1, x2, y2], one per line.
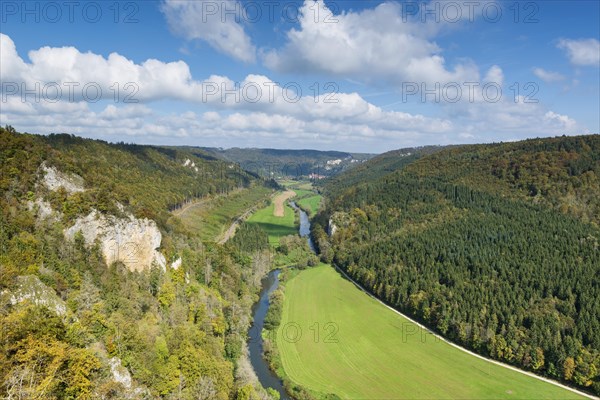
[188, 147, 375, 179]
[313, 135, 600, 395]
[1, 128, 257, 226]
[319, 145, 444, 198]
[0, 127, 276, 399]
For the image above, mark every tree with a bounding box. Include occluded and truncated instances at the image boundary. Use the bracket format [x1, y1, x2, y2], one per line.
[531, 347, 545, 371]
[564, 357, 576, 381]
[77, 272, 101, 312]
[158, 279, 176, 308]
[190, 377, 217, 400]
[64, 348, 101, 399]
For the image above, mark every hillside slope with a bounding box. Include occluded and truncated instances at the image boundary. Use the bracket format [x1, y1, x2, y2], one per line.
[320, 145, 445, 198]
[314, 134, 600, 396]
[0, 128, 275, 399]
[186, 147, 375, 179]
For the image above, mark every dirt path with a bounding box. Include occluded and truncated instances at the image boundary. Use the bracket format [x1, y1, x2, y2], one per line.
[172, 197, 210, 217]
[217, 208, 255, 245]
[273, 190, 296, 217]
[218, 189, 295, 244]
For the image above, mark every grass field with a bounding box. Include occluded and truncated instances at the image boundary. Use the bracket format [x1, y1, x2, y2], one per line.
[296, 194, 322, 215]
[276, 264, 586, 400]
[294, 181, 314, 191]
[246, 194, 297, 246]
[286, 185, 322, 215]
[176, 186, 272, 241]
[280, 180, 314, 191]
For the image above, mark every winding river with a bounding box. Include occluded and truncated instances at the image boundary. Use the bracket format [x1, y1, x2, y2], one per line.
[247, 202, 313, 399]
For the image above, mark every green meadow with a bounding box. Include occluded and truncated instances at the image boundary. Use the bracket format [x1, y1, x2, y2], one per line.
[246, 197, 297, 247]
[275, 264, 586, 400]
[176, 186, 272, 241]
[296, 194, 322, 215]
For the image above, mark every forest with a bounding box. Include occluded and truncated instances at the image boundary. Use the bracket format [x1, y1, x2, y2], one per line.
[0, 127, 277, 399]
[314, 135, 600, 395]
[190, 147, 374, 179]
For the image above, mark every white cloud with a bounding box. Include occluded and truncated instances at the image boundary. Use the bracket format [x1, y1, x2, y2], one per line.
[161, 0, 255, 63]
[0, 33, 29, 80]
[0, 33, 589, 152]
[263, 0, 487, 87]
[2, 97, 586, 153]
[533, 67, 565, 83]
[0, 33, 202, 103]
[446, 97, 586, 138]
[484, 65, 504, 86]
[544, 111, 577, 131]
[557, 38, 600, 67]
[100, 104, 153, 120]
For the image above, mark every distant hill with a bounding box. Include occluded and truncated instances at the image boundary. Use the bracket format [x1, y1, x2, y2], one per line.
[321, 145, 445, 198]
[314, 134, 600, 396]
[178, 146, 376, 179]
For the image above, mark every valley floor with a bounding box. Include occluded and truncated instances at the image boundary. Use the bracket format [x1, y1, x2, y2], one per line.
[275, 264, 589, 399]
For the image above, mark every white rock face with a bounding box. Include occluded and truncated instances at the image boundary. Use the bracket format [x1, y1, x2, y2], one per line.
[42, 164, 85, 193]
[183, 158, 199, 172]
[171, 257, 182, 270]
[328, 218, 338, 237]
[109, 357, 133, 389]
[64, 210, 166, 272]
[27, 198, 58, 221]
[2, 275, 67, 316]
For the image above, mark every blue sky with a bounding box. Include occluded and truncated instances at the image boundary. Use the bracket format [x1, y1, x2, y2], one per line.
[1, 0, 599, 152]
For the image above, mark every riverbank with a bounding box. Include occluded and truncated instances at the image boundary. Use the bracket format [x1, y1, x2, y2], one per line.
[245, 190, 318, 399]
[256, 203, 330, 400]
[247, 269, 290, 400]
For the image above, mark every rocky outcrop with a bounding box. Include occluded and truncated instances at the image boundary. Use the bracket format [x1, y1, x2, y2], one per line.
[170, 257, 182, 270]
[109, 357, 133, 389]
[328, 218, 338, 237]
[328, 211, 352, 237]
[1, 275, 67, 316]
[27, 198, 60, 221]
[41, 164, 85, 193]
[90, 343, 150, 399]
[183, 158, 199, 172]
[64, 210, 166, 272]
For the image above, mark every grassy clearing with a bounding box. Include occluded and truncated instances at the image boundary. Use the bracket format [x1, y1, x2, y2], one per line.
[246, 195, 296, 247]
[291, 189, 312, 198]
[284, 182, 322, 215]
[296, 194, 322, 215]
[280, 180, 314, 191]
[176, 185, 272, 241]
[294, 181, 314, 191]
[276, 264, 586, 400]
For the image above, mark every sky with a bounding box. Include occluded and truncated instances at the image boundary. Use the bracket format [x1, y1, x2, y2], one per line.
[1, 0, 599, 153]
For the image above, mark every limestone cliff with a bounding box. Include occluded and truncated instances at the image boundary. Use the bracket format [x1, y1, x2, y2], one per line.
[41, 163, 85, 193]
[64, 210, 166, 272]
[328, 218, 338, 237]
[1, 275, 67, 316]
[27, 198, 60, 221]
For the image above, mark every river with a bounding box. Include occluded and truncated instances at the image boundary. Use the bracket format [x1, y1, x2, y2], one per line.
[247, 202, 313, 400]
[292, 202, 316, 252]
